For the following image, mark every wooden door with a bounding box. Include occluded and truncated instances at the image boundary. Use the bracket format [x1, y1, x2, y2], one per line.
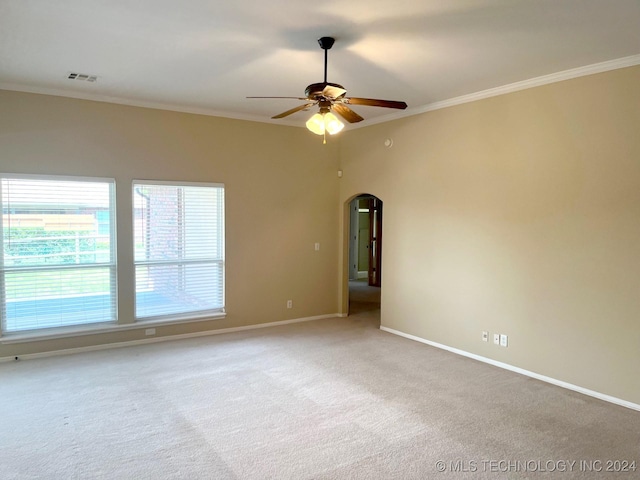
[367, 198, 382, 287]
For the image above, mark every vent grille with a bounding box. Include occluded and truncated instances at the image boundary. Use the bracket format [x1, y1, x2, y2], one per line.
[68, 72, 98, 82]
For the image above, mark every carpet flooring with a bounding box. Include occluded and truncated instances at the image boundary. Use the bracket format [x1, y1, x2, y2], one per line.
[348, 280, 381, 316]
[1, 308, 639, 479]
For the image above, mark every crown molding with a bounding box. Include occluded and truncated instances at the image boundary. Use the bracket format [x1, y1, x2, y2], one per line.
[0, 82, 282, 126]
[2, 54, 639, 130]
[353, 54, 640, 129]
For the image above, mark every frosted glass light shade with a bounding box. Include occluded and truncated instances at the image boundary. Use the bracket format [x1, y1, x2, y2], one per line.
[306, 113, 325, 135]
[324, 112, 344, 134]
[306, 111, 344, 135]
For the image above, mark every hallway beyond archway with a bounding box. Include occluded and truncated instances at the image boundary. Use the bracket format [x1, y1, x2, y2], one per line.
[346, 194, 382, 320]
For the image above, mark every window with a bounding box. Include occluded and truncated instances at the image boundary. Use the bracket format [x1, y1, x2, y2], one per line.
[133, 181, 224, 320]
[1, 175, 116, 333]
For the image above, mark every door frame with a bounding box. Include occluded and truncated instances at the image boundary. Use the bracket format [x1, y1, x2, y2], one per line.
[341, 193, 383, 315]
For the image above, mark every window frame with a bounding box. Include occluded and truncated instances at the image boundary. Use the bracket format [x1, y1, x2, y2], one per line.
[132, 179, 225, 322]
[0, 173, 118, 337]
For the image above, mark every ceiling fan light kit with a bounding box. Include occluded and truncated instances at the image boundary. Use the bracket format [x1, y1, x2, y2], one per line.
[306, 111, 344, 144]
[248, 37, 407, 143]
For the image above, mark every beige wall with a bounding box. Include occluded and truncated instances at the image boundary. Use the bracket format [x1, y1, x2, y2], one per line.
[2, 65, 639, 406]
[0, 90, 340, 357]
[339, 65, 640, 405]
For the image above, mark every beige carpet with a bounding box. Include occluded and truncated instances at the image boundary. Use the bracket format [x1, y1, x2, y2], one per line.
[349, 279, 381, 315]
[1, 309, 639, 479]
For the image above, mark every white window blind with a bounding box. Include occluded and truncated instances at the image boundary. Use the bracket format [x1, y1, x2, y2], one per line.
[133, 181, 224, 320]
[1, 175, 117, 333]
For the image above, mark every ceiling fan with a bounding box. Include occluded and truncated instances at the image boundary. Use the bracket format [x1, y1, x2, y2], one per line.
[248, 37, 408, 142]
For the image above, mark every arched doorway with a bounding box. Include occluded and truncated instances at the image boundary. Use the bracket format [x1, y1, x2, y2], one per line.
[346, 194, 382, 318]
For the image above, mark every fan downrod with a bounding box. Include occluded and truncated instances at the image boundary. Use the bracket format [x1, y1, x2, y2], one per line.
[318, 37, 335, 83]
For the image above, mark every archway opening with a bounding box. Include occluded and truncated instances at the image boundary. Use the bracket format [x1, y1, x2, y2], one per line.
[346, 194, 382, 319]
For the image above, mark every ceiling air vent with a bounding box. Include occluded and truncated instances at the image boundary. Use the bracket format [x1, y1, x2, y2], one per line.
[67, 72, 97, 82]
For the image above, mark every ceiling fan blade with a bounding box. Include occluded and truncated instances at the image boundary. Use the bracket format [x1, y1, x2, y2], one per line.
[322, 85, 347, 99]
[247, 96, 308, 100]
[272, 103, 315, 119]
[344, 97, 407, 109]
[332, 104, 364, 123]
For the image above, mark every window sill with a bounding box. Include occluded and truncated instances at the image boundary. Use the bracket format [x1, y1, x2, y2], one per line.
[0, 312, 227, 344]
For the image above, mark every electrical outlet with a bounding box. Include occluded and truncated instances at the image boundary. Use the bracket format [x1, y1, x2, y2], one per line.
[482, 331, 489, 342]
[314, 242, 320, 251]
[145, 328, 156, 336]
[287, 300, 293, 309]
[500, 334, 508, 347]
[493, 334, 500, 345]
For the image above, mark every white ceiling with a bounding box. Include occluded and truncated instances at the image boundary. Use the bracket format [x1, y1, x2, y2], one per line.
[1, 0, 639, 129]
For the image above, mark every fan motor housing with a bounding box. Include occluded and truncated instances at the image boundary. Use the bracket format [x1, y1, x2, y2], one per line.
[305, 82, 345, 99]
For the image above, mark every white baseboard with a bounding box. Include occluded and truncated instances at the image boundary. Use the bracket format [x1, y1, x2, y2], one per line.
[380, 326, 640, 413]
[0, 313, 343, 363]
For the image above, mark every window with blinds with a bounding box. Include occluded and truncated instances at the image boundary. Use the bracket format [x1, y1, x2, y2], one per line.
[1, 175, 117, 333]
[133, 181, 225, 320]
